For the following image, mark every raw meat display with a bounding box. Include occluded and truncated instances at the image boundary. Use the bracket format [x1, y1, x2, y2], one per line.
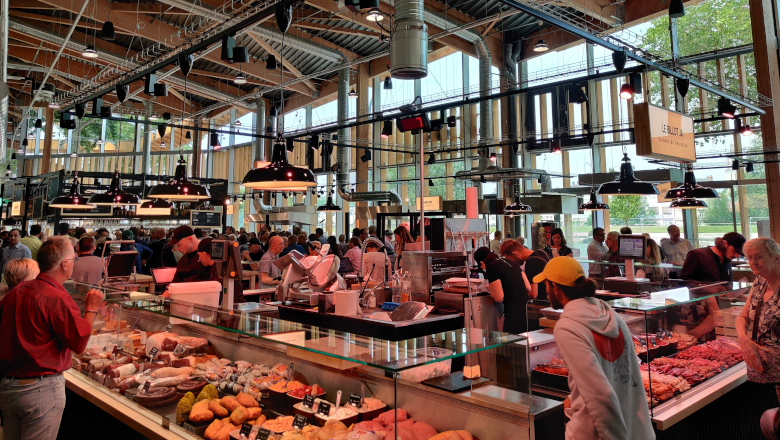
[533, 358, 569, 376]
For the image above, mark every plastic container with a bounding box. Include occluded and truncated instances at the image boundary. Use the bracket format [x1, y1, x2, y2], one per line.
[334, 290, 360, 316]
[398, 347, 453, 383]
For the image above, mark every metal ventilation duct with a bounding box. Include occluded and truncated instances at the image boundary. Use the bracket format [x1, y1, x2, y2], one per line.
[455, 166, 546, 183]
[391, 0, 428, 79]
[0, 0, 8, 154]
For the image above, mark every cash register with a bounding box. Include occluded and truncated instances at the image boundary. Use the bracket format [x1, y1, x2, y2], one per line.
[604, 234, 652, 294]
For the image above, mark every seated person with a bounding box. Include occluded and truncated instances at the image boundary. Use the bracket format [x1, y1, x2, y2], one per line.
[72, 236, 105, 285]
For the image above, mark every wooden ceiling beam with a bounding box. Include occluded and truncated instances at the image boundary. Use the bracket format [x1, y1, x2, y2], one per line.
[9, 10, 134, 35]
[244, 32, 317, 91]
[293, 21, 380, 38]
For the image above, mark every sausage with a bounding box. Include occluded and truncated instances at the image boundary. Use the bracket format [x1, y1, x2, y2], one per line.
[152, 367, 194, 378]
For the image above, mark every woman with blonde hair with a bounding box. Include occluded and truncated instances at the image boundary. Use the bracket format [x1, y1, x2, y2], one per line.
[639, 238, 665, 282]
[4, 258, 40, 292]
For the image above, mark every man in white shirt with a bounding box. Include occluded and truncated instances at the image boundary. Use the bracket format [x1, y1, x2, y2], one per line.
[587, 228, 608, 288]
[0, 229, 31, 275]
[660, 224, 693, 276]
[489, 231, 503, 254]
[72, 237, 104, 285]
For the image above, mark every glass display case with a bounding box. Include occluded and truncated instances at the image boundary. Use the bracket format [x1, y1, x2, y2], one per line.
[62, 281, 559, 440]
[526, 283, 751, 430]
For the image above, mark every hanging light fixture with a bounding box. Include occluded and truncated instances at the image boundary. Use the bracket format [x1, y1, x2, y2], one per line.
[101, 0, 115, 40]
[664, 165, 719, 199]
[670, 198, 707, 209]
[21, 138, 28, 147]
[669, 0, 685, 18]
[137, 198, 174, 215]
[740, 123, 753, 136]
[234, 74, 247, 85]
[50, 172, 94, 209]
[70, 152, 78, 158]
[48, 102, 60, 109]
[27, 132, 35, 140]
[580, 188, 610, 211]
[732, 159, 740, 170]
[234, 120, 242, 127]
[550, 141, 561, 155]
[242, 137, 317, 191]
[597, 153, 659, 196]
[381, 120, 393, 139]
[317, 195, 341, 212]
[86, 171, 141, 205]
[384, 76, 392, 90]
[504, 192, 532, 216]
[185, 131, 192, 140]
[147, 155, 211, 200]
[160, 141, 167, 148]
[34, 118, 43, 129]
[746, 162, 755, 173]
[96, 138, 104, 145]
[718, 97, 736, 118]
[366, 8, 383, 21]
[82, 45, 99, 59]
[427, 153, 435, 165]
[348, 89, 358, 99]
[619, 82, 634, 100]
[266, 56, 277, 70]
[534, 39, 548, 52]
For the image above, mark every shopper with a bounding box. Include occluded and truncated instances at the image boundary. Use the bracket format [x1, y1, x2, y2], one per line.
[660, 225, 693, 276]
[344, 237, 363, 276]
[147, 228, 177, 270]
[532, 256, 655, 440]
[516, 236, 525, 247]
[620, 226, 633, 234]
[545, 228, 573, 258]
[169, 225, 211, 283]
[337, 234, 348, 255]
[638, 238, 665, 282]
[0, 237, 104, 440]
[525, 245, 556, 301]
[383, 230, 396, 268]
[280, 235, 305, 257]
[56, 222, 70, 236]
[327, 236, 342, 258]
[489, 231, 503, 254]
[0, 229, 32, 276]
[315, 228, 328, 245]
[359, 228, 369, 244]
[20, 225, 44, 260]
[368, 225, 377, 238]
[72, 237, 104, 285]
[393, 226, 415, 272]
[599, 231, 623, 278]
[587, 227, 608, 288]
[3, 258, 39, 293]
[121, 230, 152, 275]
[681, 232, 745, 283]
[736, 238, 780, 397]
[196, 238, 246, 304]
[259, 236, 284, 291]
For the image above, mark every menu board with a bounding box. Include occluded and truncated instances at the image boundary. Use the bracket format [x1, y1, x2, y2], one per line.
[32, 196, 44, 220]
[47, 176, 60, 202]
[191, 210, 222, 228]
[60, 205, 113, 217]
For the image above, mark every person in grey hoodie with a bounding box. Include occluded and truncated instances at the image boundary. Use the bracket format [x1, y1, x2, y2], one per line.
[533, 256, 655, 440]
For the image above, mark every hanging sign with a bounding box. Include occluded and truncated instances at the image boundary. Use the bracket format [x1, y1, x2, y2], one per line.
[634, 103, 695, 162]
[415, 196, 443, 211]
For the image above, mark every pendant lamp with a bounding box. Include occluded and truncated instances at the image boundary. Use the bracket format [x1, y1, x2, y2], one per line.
[504, 193, 532, 216]
[137, 198, 174, 215]
[664, 164, 719, 200]
[317, 195, 341, 212]
[50, 172, 94, 209]
[242, 138, 317, 191]
[147, 155, 211, 200]
[670, 198, 707, 209]
[580, 188, 610, 211]
[86, 170, 141, 206]
[597, 153, 659, 196]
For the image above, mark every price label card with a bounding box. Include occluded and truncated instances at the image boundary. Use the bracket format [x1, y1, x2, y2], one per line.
[302, 394, 315, 409]
[140, 331, 148, 345]
[317, 401, 332, 417]
[256, 428, 271, 440]
[240, 423, 253, 437]
[148, 347, 159, 359]
[166, 323, 173, 331]
[142, 381, 152, 394]
[293, 414, 307, 429]
[348, 393, 362, 407]
[173, 344, 187, 357]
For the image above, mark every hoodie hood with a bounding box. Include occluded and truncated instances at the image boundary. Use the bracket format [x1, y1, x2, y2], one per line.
[561, 297, 620, 338]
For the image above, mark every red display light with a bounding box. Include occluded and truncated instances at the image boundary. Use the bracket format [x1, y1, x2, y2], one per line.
[396, 114, 430, 132]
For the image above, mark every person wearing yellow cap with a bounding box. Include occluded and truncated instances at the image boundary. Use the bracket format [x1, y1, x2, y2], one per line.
[533, 257, 655, 440]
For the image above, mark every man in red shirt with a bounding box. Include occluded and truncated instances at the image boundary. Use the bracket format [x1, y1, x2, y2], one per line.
[0, 236, 103, 440]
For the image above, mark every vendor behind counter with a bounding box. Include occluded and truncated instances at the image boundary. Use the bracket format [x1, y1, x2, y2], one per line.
[198, 238, 245, 304]
[168, 225, 211, 283]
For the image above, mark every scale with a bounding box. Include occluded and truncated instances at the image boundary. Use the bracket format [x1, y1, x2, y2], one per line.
[604, 234, 652, 294]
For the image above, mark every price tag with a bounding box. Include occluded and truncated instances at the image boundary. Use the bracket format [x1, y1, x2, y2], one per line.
[317, 401, 332, 416]
[302, 394, 315, 409]
[348, 393, 362, 407]
[140, 332, 148, 345]
[240, 423, 253, 437]
[148, 347, 159, 359]
[142, 381, 152, 394]
[112, 345, 120, 355]
[256, 428, 271, 440]
[166, 323, 173, 331]
[293, 414, 307, 429]
[173, 344, 187, 357]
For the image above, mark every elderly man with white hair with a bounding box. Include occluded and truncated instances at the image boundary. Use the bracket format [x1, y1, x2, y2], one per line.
[259, 236, 284, 290]
[0, 236, 103, 440]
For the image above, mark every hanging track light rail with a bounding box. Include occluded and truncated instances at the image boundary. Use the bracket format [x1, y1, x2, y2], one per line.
[59, 0, 296, 112]
[496, 0, 768, 114]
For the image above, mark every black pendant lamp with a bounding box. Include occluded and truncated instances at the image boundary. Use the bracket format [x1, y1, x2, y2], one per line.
[670, 198, 707, 209]
[317, 195, 341, 212]
[137, 198, 174, 215]
[580, 188, 610, 211]
[597, 153, 659, 196]
[86, 170, 141, 206]
[101, 1, 116, 40]
[242, 137, 317, 191]
[50, 172, 94, 209]
[504, 193, 532, 216]
[664, 164, 719, 200]
[34, 118, 43, 129]
[147, 155, 211, 200]
[669, 0, 685, 18]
